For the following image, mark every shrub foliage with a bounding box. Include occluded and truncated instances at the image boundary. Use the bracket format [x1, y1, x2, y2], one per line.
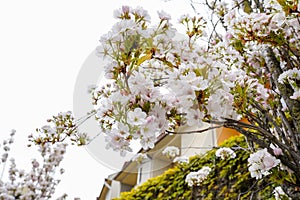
[114, 136, 294, 200]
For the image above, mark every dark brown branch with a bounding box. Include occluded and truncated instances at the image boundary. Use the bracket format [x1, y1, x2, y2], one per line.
[278, 108, 298, 150]
[209, 119, 268, 148]
[225, 118, 300, 161]
[250, 102, 295, 150]
[253, 0, 264, 13]
[166, 125, 223, 135]
[210, 118, 300, 178]
[238, 179, 258, 200]
[264, 47, 300, 134]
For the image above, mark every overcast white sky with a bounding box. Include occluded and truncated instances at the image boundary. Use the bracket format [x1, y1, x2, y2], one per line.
[0, 0, 195, 199]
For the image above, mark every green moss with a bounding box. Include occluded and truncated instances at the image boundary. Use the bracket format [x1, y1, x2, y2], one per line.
[114, 136, 293, 200]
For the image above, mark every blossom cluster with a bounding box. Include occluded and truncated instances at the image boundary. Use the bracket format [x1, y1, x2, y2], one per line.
[248, 148, 280, 179]
[0, 130, 68, 200]
[29, 111, 88, 147]
[131, 153, 148, 164]
[0, 129, 15, 164]
[273, 186, 291, 200]
[278, 68, 300, 99]
[90, 5, 300, 193]
[94, 5, 242, 156]
[91, 1, 300, 193]
[173, 156, 189, 164]
[3, 0, 300, 198]
[185, 166, 212, 187]
[215, 147, 236, 160]
[162, 146, 180, 159]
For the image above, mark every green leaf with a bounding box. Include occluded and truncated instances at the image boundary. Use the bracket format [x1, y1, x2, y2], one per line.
[243, 0, 252, 14]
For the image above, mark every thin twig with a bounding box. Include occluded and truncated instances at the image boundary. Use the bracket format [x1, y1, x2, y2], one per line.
[238, 179, 258, 200]
[165, 125, 223, 135]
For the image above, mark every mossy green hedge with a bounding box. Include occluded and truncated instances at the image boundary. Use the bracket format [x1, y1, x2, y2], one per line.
[114, 136, 292, 200]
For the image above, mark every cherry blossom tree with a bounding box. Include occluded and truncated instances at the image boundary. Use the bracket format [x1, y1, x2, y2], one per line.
[0, 111, 89, 199]
[31, 0, 300, 198]
[0, 129, 67, 200]
[95, 1, 299, 198]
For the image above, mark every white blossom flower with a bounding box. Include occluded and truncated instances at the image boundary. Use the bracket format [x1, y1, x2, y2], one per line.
[105, 128, 132, 155]
[157, 10, 171, 21]
[110, 91, 130, 104]
[186, 108, 204, 127]
[278, 68, 300, 84]
[173, 156, 189, 164]
[290, 90, 300, 100]
[278, 68, 300, 100]
[113, 6, 131, 19]
[132, 153, 148, 164]
[141, 87, 161, 102]
[215, 147, 236, 159]
[248, 148, 280, 179]
[140, 135, 156, 150]
[127, 108, 147, 126]
[185, 166, 212, 187]
[132, 6, 151, 22]
[185, 171, 200, 187]
[112, 20, 137, 35]
[162, 146, 180, 159]
[178, 14, 190, 23]
[128, 73, 153, 95]
[273, 186, 291, 200]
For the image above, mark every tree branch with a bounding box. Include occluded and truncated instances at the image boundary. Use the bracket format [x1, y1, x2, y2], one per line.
[165, 125, 223, 135]
[264, 47, 300, 134]
[210, 118, 300, 179]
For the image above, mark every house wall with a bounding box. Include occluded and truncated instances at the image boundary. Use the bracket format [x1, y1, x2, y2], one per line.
[104, 190, 111, 200]
[120, 183, 133, 193]
[179, 122, 217, 156]
[151, 158, 172, 177]
[110, 180, 121, 199]
[137, 161, 152, 185]
[99, 121, 243, 199]
[137, 155, 173, 185]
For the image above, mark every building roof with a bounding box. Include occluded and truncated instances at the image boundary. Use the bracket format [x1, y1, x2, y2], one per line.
[97, 132, 181, 199]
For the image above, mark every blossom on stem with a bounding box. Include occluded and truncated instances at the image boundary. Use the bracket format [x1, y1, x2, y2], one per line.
[215, 147, 236, 160]
[173, 156, 189, 164]
[127, 108, 147, 126]
[248, 148, 280, 179]
[278, 68, 300, 100]
[132, 153, 148, 164]
[270, 144, 283, 156]
[273, 186, 291, 200]
[185, 166, 212, 187]
[0, 131, 68, 199]
[162, 146, 180, 159]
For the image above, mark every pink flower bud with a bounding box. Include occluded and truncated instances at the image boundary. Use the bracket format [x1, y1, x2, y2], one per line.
[32, 160, 40, 168]
[273, 147, 283, 156]
[146, 116, 155, 124]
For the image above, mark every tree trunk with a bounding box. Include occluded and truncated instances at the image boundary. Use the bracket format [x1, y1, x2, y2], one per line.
[191, 185, 201, 200]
